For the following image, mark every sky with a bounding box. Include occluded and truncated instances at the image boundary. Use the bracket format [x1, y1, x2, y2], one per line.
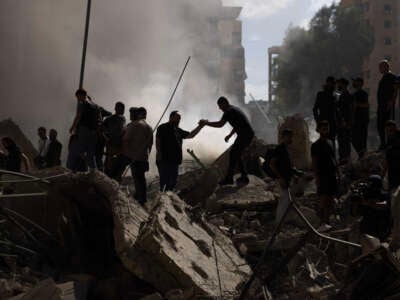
[223, 0, 335, 101]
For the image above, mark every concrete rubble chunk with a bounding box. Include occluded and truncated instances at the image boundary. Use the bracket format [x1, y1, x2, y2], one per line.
[118, 192, 251, 297]
[213, 175, 277, 211]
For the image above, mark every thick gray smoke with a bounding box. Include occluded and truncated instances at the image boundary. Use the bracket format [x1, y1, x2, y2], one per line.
[0, 0, 241, 163]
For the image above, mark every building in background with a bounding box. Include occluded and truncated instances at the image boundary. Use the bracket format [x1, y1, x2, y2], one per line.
[341, 0, 400, 109]
[268, 46, 281, 102]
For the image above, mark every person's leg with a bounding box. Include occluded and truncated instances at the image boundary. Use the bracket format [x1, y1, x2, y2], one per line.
[320, 195, 333, 224]
[131, 161, 147, 204]
[352, 121, 361, 155]
[361, 121, 369, 157]
[108, 154, 130, 182]
[337, 128, 345, 161]
[377, 108, 387, 149]
[157, 161, 167, 191]
[276, 186, 290, 224]
[167, 163, 179, 191]
[345, 128, 352, 160]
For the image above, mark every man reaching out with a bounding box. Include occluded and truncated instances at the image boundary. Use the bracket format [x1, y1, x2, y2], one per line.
[201, 96, 255, 185]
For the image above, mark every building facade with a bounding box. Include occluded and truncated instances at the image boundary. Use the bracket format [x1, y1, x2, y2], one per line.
[341, 0, 400, 109]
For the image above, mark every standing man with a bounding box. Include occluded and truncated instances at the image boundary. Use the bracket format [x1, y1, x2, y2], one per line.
[377, 60, 398, 150]
[156, 111, 204, 191]
[201, 96, 255, 185]
[122, 107, 152, 205]
[385, 121, 400, 191]
[351, 77, 369, 159]
[311, 121, 339, 232]
[68, 89, 101, 172]
[45, 129, 62, 168]
[35, 127, 50, 169]
[336, 78, 353, 164]
[103, 102, 126, 176]
[269, 129, 302, 222]
[313, 76, 337, 143]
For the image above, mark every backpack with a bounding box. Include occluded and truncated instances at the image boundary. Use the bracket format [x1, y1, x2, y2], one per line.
[262, 146, 278, 179]
[80, 101, 101, 130]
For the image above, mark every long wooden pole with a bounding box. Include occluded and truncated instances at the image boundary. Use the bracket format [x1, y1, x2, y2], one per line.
[79, 0, 92, 89]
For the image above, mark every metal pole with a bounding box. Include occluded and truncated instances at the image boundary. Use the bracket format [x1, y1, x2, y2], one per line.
[79, 0, 92, 89]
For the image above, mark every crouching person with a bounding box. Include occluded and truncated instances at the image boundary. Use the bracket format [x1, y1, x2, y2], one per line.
[122, 107, 153, 205]
[269, 128, 303, 223]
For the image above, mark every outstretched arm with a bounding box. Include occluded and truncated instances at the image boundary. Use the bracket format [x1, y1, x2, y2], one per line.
[186, 124, 204, 139]
[201, 118, 227, 128]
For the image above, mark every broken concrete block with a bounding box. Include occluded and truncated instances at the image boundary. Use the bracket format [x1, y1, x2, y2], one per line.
[119, 192, 251, 297]
[278, 114, 311, 169]
[213, 176, 277, 211]
[10, 279, 62, 300]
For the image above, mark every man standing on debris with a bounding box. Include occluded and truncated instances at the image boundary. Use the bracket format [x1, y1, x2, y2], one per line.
[311, 121, 339, 231]
[67, 89, 101, 172]
[377, 60, 398, 150]
[385, 121, 400, 191]
[156, 111, 204, 191]
[351, 78, 369, 159]
[45, 129, 62, 168]
[336, 78, 353, 164]
[269, 128, 303, 222]
[201, 97, 255, 185]
[123, 107, 153, 204]
[34, 127, 50, 169]
[313, 76, 337, 144]
[103, 102, 126, 177]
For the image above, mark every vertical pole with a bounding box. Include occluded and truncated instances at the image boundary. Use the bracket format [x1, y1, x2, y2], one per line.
[79, 0, 92, 89]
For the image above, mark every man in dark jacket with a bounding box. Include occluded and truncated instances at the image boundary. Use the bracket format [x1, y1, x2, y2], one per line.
[351, 77, 369, 159]
[336, 78, 353, 164]
[45, 129, 62, 168]
[377, 60, 398, 150]
[313, 76, 337, 143]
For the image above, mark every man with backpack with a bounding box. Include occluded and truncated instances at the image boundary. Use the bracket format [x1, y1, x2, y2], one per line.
[67, 88, 101, 172]
[264, 128, 302, 222]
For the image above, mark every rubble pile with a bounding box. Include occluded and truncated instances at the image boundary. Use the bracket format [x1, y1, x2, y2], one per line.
[2, 119, 400, 299]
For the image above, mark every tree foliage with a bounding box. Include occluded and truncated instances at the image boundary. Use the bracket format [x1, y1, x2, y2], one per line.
[275, 4, 374, 114]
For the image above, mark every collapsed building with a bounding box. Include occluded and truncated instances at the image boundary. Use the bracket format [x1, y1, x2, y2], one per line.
[1, 117, 400, 300]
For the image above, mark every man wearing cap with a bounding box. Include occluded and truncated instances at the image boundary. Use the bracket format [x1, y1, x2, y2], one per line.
[351, 77, 369, 159]
[377, 60, 398, 150]
[336, 78, 353, 164]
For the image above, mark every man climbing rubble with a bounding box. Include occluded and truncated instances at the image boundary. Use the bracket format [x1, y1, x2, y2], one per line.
[200, 96, 255, 186]
[268, 128, 303, 222]
[311, 121, 339, 232]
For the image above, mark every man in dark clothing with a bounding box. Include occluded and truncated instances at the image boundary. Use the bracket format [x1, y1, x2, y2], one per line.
[270, 128, 302, 222]
[45, 129, 62, 168]
[1, 137, 22, 172]
[313, 76, 337, 142]
[311, 121, 339, 232]
[377, 60, 398, 150]
[201, 96, 255, 185]
[95, 107, 112, 172]
[103, 102, 126, 176]
[385, 121, 400, 191]
[336, 78, 353, 164]
[67, 89, 101, 172]
[123, 107, 152, 204]
[351, 77, 369, 159]
[156, 111, 204, 191]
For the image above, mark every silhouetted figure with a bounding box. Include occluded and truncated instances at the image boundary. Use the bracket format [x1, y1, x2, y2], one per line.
[377, 60, 398, 150]
[269, 128, 302, 222]
[311, 121, 338, 232]
[34, 126, 50, 169]
[95, 107, 112, 171]
[103, 102, 126, 177]
[1, 137, 22, 172]
[201, 96, 255, 186]
[67, 89, 101, 172]
[108, 107, 137, 182]
[385, 121, 400, 190]
[45, 129, 62, 168]
[122, 107, 152, 204]
[351, 77, 369, 159]
[156, 111, 204, 191]
[336, 78, 353, 164]
[313, 76, 337, 143]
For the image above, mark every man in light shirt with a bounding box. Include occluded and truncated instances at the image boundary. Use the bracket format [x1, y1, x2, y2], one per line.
[35, 126, 50, 169]
[122, 107, 153, 205]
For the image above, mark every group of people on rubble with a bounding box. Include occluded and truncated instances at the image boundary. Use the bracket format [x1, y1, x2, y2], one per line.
[267, 59, 400, 234]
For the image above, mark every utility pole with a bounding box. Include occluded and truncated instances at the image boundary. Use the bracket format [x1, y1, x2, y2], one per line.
[79, 0, 92, 89]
